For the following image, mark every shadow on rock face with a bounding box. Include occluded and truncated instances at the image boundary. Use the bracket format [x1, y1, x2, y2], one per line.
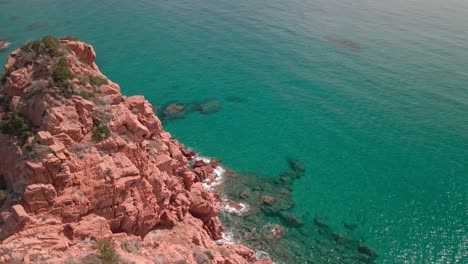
[218, 158, 378, 264]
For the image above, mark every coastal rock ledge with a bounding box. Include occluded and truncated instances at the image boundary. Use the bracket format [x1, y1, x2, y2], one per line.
[0, 36, 271, 264]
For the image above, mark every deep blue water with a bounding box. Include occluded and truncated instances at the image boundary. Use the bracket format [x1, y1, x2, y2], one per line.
[1, 0, 467, 262]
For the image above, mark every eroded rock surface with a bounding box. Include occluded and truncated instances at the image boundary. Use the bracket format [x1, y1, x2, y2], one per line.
[0, 37, 269, 263]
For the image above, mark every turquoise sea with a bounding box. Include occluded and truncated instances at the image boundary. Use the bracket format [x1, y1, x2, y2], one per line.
[1, 0, 467, 262]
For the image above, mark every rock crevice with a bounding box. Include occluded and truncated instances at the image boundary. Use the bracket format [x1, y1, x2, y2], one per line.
[0, 37, 269, 264]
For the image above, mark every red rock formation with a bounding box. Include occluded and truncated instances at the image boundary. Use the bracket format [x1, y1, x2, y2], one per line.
[0, 38, 270, 263]
[0, 41, 10, 50]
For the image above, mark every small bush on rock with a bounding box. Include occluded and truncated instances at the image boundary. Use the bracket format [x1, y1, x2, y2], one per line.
[92, 122, 110, 142]
[0, 111, 33, 146]
[89, 76, 108, 87]
[53, 57, 72, 84]
[120, 239, 141, 253]
[91, 111, 112, 142]
[93, 239, 123, 264]
[23, 35, 61, 57]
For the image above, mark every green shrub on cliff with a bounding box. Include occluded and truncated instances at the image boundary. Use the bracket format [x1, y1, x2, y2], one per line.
[0, 111, 33, 146]
[93, 239, 123, 264]
[92, 121, 111, 142]
[53, 57, 72, 83]
[91, 111, 112, 142]
[89, 76, 108, 87]
[22, 35, 61, 57]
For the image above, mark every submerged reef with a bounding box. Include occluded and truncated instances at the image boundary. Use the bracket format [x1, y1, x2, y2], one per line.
[159, 98, 223, 123]
[216, 159, 378, 263]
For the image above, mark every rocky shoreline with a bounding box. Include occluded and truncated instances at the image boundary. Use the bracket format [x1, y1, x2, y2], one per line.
[196, 158, 378, 264]
[0, 41, 11, 51]
[0, 36, 270, 263]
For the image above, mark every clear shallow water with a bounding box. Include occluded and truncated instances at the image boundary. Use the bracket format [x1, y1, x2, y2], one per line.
[1, 0, 467, 262]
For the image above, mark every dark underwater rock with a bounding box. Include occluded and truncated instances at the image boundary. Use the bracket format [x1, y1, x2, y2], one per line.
[358, 245, 379, 258]
[343, 221, 358, 231]
[261, 195, 276, 205]
[239, 188, 251, 199]
[314, 217, 331, 231]
[226, 96, 245, 103]
[260, 196, 294, 215]
[279, 212, 304, 228]
[27, 22, 47, 31]
[217, 158, 378, 263]
[10, 16, 21, 21]
[325, 36, 361, 53]
[162, 103, 186, 120]
[195, 98, 222, 114]
[332, 232, 350, 244]
[288, 158, 305, 178]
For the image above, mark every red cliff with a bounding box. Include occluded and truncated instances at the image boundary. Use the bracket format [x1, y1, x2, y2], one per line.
[0, 36, 270, 263]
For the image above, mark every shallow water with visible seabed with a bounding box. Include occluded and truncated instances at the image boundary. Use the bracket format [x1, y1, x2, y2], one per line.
[1, 0, 467, 263]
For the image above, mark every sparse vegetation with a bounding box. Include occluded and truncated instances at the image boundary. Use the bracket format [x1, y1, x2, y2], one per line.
[91, 111, 112, 142]
[120, 239, 141, 253]
[12, 192, 22, 203]
[70, 143, 91, 159]
[0, 111, 33, 146]
[78, 75, 89, 85]
[105, 168, 113, 176]
[76, 90, 97, 100]
[92, 122, 111, 142]
[22, 35, 61, 57]
[53, 57, 72, 84]
[193, 250, 211, 264]
[93, 239, 123, 264]
[27, 143, 51, 161]
[52, 57, 76, 98]
[25, 80, 49, 99]
[89, 76, 108, 87]
[24, 138, 36, 152]
[80, 255, 102, 264]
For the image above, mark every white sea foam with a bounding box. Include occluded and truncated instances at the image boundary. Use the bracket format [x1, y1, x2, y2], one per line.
[193, 155, 211, 164]
[202, 165, 225, 191]
[1, 42, 11, 49]
[222, 201, 250, 215]
[216, 232, 234, 245]
[255, 250, 271, 260]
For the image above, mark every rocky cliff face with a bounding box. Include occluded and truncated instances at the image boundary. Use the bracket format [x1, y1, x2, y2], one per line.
[0, 36, 270, 264]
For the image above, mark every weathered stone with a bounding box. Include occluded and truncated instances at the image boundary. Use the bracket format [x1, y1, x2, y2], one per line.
[195, 98, 222, 114]
[0, 40, 269, 264]
[279, 212, 304, 228]
[163, 103, 186, 120]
